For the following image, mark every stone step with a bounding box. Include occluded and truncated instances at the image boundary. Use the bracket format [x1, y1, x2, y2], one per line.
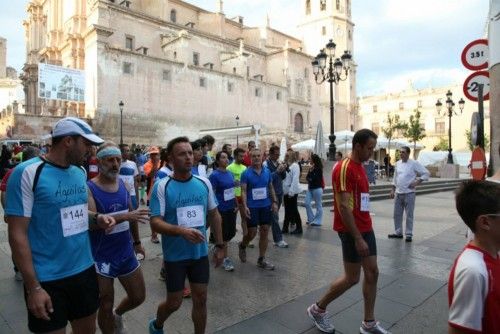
[298, 180, 463, 207]
[311, 179, 464, 197]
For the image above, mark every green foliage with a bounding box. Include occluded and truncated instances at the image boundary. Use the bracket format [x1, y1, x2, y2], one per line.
[401, 109, 426, 158]
[433, 137, 449, 151]
[465, 129, 490, 151]
[381, 113, 406, 155]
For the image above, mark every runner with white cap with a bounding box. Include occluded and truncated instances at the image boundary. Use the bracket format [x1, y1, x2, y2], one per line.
[5, 117, 115, 334]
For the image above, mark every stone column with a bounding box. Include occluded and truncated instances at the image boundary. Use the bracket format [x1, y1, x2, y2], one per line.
[489, 0, 500, 171]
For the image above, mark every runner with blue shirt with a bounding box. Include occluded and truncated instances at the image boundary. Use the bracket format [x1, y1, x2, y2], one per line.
[119, 144, 140, 210]
[209, 151, 238, 272]
[88, 142, 149, 334]
[155, 147, 191, 298]
[156, 147, 173, 181]
[5, 117, 115, 334]
[239, 147, 278, 270]
[149, 136, 224, 334]
[190, 140, 207, 178]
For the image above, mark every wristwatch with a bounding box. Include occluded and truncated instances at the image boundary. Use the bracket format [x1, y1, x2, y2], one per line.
[215, 244, 224, 249]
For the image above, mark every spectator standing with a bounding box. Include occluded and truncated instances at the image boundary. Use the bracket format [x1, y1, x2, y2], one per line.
[305, 154, 324, 227]
[283, 151, 303, 234]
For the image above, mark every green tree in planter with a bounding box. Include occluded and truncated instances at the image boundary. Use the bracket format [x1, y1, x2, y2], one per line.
[401, 109, 426, 158]
[433, 137, 449, 151]
[465, 129, 489, 151]
[381, 113, 406, 157]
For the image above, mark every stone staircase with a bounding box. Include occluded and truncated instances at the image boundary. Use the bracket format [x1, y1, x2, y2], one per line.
[298, 178, 465, 207]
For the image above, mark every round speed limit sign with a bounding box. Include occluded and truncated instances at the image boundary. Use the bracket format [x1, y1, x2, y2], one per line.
[461, 39, 488, 70]
[463, 71, 490, 102]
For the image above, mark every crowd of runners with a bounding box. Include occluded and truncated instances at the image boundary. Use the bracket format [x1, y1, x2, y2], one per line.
[1, 117, 499, 334]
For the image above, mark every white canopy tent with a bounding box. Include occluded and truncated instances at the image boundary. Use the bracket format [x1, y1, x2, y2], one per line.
[291, 133, 424, 155]
[291, 139, 316, 151]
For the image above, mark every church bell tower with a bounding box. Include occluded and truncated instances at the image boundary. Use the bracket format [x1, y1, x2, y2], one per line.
[297, 0, 357, 132]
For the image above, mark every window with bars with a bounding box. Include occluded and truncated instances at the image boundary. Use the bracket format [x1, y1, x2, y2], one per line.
[123, 62, 133, 74]
[435, 121, 445, 134]
[320, 0, 326, 11]
[294, 113, 304, 132]
[125, 36, 134, 50]
[162, 70, 171, 81]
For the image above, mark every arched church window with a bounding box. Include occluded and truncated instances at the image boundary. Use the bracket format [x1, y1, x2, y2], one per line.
[170, 9, 177, 23]
[294, 113, 304, 133]
[305, 0, 311, 15]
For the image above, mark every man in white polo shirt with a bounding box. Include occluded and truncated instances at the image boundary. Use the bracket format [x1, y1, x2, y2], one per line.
[388, 146, 430, 242]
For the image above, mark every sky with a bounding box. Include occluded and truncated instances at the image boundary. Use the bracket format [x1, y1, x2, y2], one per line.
[0, 0, 490, 96]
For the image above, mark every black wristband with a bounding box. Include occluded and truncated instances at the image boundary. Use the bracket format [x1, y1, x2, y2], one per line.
[215, 244, 224, 249]
[133, 241, 141, 245]
[90, 213, 99, 225]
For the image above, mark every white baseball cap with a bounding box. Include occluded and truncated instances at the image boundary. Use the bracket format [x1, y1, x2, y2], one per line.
[52, 117, 104, 145]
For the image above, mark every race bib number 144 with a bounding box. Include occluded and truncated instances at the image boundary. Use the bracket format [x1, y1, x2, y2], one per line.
[60, 204, 88, 237]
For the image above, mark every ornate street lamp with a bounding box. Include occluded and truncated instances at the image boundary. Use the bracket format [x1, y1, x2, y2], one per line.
[435, 90, 465, 164]
[312, 39, 352, 160]
[235, 115, 240, 147]
[119, 101, 124, 145]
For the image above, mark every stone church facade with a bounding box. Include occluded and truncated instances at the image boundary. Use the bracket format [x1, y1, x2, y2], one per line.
[21, 0, 356, 146]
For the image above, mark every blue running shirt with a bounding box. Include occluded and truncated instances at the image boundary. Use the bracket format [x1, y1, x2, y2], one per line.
[5, 157, 94, 282]
[155, 166, 173, 181]
[87, 180, 134, 265]
[150, 175, 217, 262]
[119, 160, 138, 196]
[241, 167, 273, 208]
[209, 170, 236, 212]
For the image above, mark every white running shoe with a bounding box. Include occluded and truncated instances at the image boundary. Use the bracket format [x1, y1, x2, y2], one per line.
[223, 258, 235, 271]
[274, 240, 289, 248]
[360, 321, 391, 334]
[114, 310, 126, 334]
[306, 304, 335, 333]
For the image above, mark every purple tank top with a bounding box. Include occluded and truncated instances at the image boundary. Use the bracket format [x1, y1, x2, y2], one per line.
[87, 180, 134, 262]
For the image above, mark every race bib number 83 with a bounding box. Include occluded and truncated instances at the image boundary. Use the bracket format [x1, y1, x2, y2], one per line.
[177, 205, 204, 228]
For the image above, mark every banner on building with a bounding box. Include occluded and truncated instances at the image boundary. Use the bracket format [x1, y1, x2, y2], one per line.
[38, 63, 85, 102]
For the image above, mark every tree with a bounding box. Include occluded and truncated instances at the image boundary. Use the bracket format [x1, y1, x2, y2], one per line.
[401, 109, 426, 158]
[465, 129, 490, 151]
[381, 113, 406, 156]
[433, 137, 449, 151]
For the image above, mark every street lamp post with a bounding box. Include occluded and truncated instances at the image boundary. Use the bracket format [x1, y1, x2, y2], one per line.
[236, 115, 240, 147]
[435, 90, 465, 164]
[119, 101, 124, 146]
[311, 39, 352, 161]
